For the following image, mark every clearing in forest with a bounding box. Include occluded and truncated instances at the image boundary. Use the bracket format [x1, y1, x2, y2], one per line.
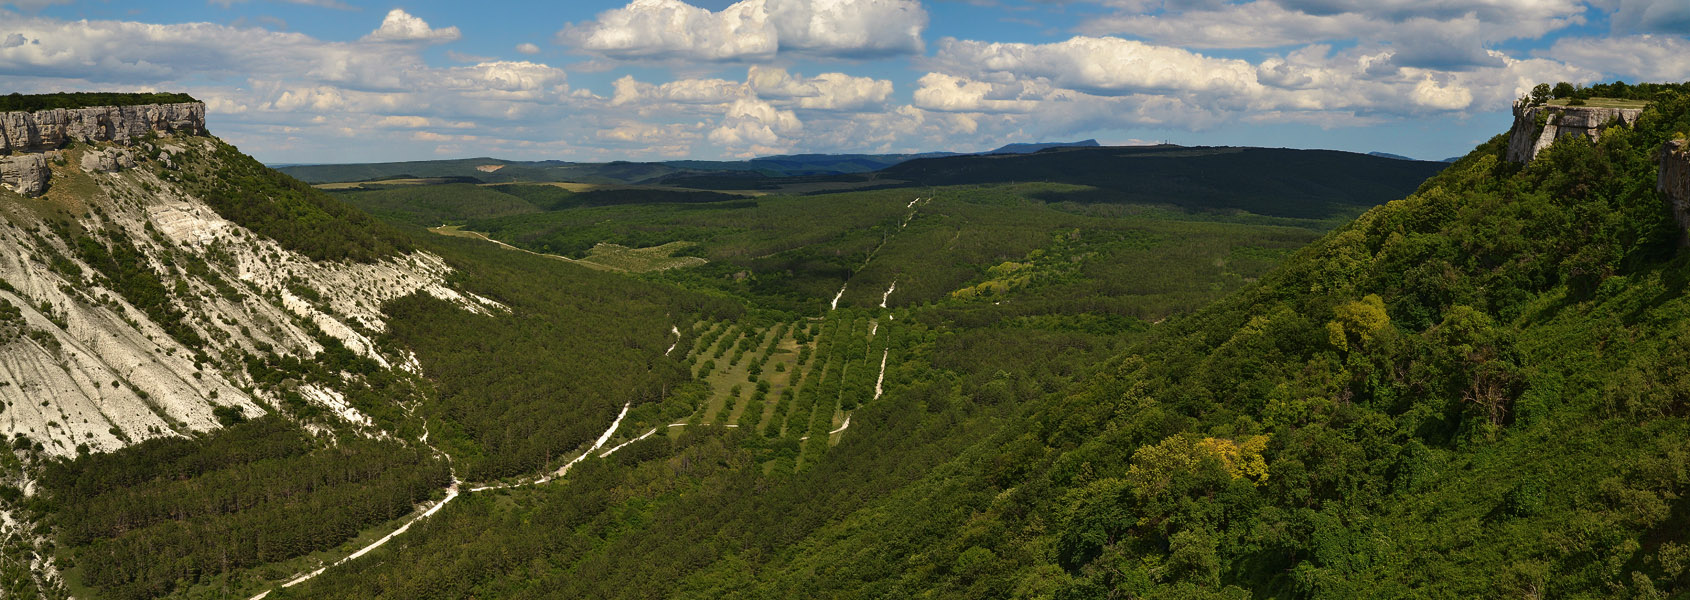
[676, 311, 893, 465]
[429, 226, 706, 273]
[576, 241, 707, 272]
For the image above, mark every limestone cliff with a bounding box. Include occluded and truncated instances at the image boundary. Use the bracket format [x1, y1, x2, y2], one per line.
[0, 102, 204, 155]
[0, 102, 203, 197]
[0, 153, 53, 196]
[1661, 139, 1690, 243]
[1505, 101, 1644, 163]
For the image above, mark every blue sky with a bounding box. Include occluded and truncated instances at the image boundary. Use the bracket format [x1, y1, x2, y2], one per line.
[2, 0, 1686, 164]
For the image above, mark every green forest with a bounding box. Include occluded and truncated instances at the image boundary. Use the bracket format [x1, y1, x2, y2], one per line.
[273, 91, 1690, 598]
[38, 418, 448, 600]
[16, 83, 1690, 600]
[166, 140, 415, 263]
[0, 92, 198, 112]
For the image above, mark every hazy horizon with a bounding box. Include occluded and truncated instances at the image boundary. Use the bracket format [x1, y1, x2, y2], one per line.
[2, 0, 1684, 164]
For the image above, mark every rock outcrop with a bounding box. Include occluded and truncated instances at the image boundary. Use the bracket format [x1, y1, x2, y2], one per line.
[0, 102, 202, 196]
[0, 102, 204, 155]
[80, 147, 136, 173]
[1506, 101, 1644, 163]
[1661, 139, 1690, 243]
[0, 153, 51, 196]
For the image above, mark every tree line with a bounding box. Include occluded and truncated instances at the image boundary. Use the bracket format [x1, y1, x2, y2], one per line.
[0, 92, 197, 112]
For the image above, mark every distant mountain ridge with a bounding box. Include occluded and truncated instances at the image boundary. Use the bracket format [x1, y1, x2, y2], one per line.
[988, 139, 1100, 154]
[278, 144, 1450, 220]
[277, 140, 1097, 184]
[878, 145, 1449, 218]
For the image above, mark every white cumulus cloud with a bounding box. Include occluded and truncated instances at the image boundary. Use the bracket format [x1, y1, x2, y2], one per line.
[1548, 34, 1690, 82]
[376, 115, 432, 128]
[611, 75, 746, 106]
[1601, 0, 1690, 34]
[747, 66, 892, 110]
[567, 0, 778, 60]
[563, 0, 925, 61]
[913, 73, 1042, 113]
[761, 0, 926, 57]
[708, 97, 802, 154]
[934, 36, 1262, 97]
[1080, 0, 1588, 71]
[1410, 75, 1474, 110]
[362, 9, 461, 43]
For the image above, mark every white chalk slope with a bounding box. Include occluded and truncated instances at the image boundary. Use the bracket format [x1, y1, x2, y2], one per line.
[0, 136, 501, 457]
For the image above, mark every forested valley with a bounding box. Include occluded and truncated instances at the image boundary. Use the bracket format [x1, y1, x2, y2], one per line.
[12, 84, 1690, 600]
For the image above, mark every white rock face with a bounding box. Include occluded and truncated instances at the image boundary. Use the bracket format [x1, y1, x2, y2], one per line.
[79, 147, 136, 173]
[0, 153, 50, 196]
[0, 134, 500, 457]
[299, 385, 374, 429]
[0, 102, 202, 197]
[1505, 101, 1644, 164]
[0, 103, 205, 155]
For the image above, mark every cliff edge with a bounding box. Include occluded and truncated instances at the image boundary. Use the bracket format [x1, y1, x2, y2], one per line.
[0, 102, 204, 154]
[1505, 101, 1644, 164]
[0, 102, 203, 196]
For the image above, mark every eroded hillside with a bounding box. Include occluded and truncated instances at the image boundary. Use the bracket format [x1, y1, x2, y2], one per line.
[0, 131, 501, 457]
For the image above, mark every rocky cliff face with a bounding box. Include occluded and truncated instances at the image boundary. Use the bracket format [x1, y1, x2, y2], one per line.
[0, 103, 203, 197]
[80, 147, 136, 173]
[1505, 101, 1644, 163]
[0, 153, 53, 196]
[1660, 139, 1690, 243]
[0, 102, 204, 155]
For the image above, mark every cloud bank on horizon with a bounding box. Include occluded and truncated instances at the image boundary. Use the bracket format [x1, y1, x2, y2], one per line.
[0, 0, 1685, 163]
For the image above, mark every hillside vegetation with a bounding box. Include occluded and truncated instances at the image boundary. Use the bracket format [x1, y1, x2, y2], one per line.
[0, 117, 731, 598]
[269, 93, 1690, 599]
[26, 84, 1690, 600]
[167, 140, 414, 262]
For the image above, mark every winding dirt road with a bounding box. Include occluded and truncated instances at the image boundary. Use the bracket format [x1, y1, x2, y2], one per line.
[247, 401, 634, 599]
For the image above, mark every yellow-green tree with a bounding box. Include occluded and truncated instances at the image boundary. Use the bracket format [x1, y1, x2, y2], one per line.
[1127, 434, 1271, 498]
[1326, 294, 1390, 352]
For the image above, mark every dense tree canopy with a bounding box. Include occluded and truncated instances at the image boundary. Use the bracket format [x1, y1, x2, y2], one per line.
[0, 92, 198, 112]
[278, 91, 1690, 599]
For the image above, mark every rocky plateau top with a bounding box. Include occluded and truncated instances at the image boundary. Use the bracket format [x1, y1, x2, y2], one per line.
[0, 102, 204, 155]
[1505, 101, 1644, 164]
[0, 102, 203, 197]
